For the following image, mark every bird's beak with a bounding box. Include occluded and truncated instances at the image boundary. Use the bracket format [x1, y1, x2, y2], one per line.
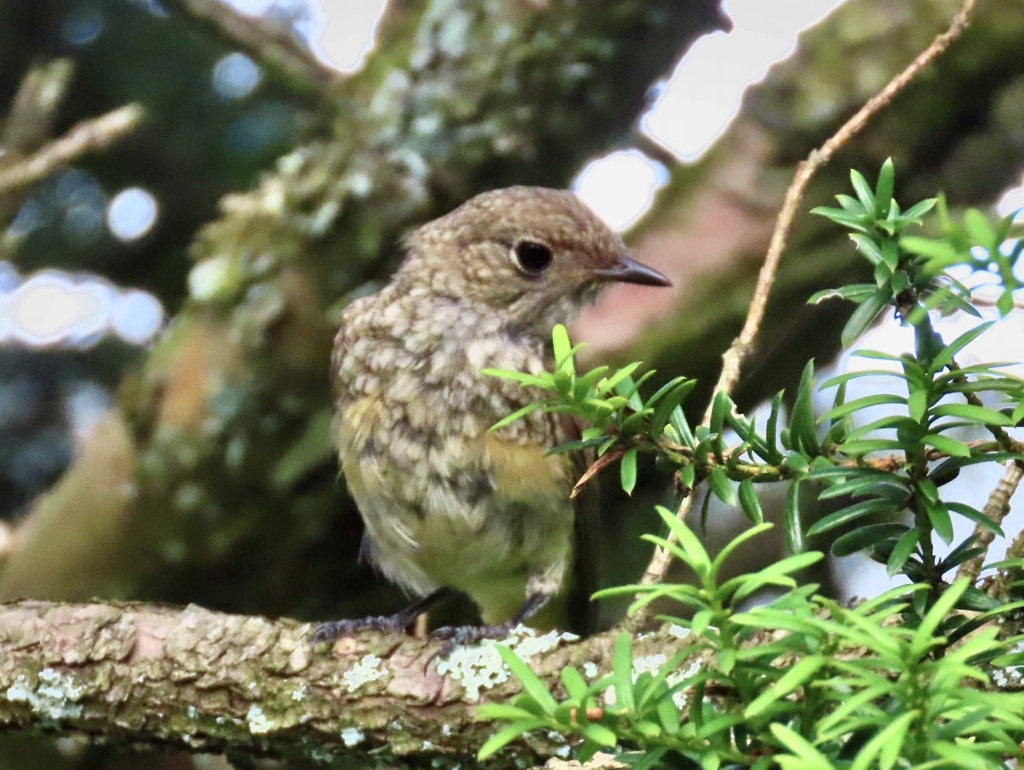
[593, 256, 672, 287]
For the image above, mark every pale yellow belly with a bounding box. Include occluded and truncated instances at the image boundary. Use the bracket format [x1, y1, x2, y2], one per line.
[337, 397, 575, 618]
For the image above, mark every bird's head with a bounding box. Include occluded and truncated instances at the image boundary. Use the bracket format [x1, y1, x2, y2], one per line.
[400, 186, 670, 333]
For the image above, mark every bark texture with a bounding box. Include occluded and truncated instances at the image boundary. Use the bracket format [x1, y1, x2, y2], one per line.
[0, 600, 694, 765]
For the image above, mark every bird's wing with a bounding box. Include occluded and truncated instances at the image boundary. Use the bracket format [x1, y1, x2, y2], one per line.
[330, 321, 350, 403]
[561, 411, 601, 635]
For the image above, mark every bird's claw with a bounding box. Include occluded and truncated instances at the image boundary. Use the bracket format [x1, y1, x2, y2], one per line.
[312, 614, 412, 645]
[429, 623, 514, 659]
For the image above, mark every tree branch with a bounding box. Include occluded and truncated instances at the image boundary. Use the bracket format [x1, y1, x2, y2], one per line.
[957, 461, 1024, 585]
[0, 600, 689, 764]
[0, 104, 144, 196]
[710, 0, 979, 406]
[160, 0, 341, 99]
[1, 594, 1020, 763]
[0, 58, 76, 254]
[0, 58, 74, 155]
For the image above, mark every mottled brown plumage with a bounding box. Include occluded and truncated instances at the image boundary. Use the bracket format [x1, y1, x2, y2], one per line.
[316, 187, 670, 645]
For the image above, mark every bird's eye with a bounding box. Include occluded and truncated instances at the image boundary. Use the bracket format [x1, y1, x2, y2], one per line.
[512, 240, 553, 274]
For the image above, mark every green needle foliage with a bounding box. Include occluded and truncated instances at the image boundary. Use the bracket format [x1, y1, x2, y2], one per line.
[478, 515, 1024, 767]
[479, 160, 1024, 767]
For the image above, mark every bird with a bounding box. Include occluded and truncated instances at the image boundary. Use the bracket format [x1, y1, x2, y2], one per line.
[313, 186, 671, 647]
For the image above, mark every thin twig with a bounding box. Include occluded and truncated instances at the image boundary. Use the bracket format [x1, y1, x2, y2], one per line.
[0, 59, 77, 254]
[575, 435, 1001, 500]
[162, 0, 341, 99]
[1, 58, 74, 154]
[970, 293, 1024, 312]
[630, 0, 980, 604]
[711, 0, 979, 410]
[956, 461, 1024, 585]
[0, 104, 143, 196]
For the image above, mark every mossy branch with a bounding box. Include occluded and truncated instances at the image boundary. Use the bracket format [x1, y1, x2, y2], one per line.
[2, 596, 1023, 764]
[0, 600, 694, 765]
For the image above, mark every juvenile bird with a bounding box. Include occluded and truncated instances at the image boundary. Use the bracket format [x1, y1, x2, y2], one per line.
[315, 186, 670, 646]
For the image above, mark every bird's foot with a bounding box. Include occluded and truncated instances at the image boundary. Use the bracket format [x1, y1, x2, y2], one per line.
[312, 614, 413, 645]
[311, 588, 455, 646]
[428, 592, 554, 660]
[429, 623, 516, 658]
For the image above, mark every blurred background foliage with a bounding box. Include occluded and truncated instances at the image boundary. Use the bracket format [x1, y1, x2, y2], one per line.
[0, 0, 304, 527]
[0, 0, 1023, 765]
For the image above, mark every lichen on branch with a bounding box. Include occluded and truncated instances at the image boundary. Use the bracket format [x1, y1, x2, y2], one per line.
[0, 600, 696, 764]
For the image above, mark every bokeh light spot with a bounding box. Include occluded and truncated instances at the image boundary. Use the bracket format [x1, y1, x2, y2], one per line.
[997, 179, 1024, 218]
[107, 187, 159, 241]
[316, 0, 386, 72]
[55, 168, 103, 206]
[573, 150, 668, 232]
[110, 290, 165, 344]
[62, 5, 105, 46]
[7, 274, 101, 347]
[62, 204, 104, 242]
[212, 52, 263, 99]
[0, 264, 165, 348]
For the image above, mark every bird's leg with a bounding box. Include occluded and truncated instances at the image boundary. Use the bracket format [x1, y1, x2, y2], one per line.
[312, 588, 454, 644]
[430, 591, 551, 653]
